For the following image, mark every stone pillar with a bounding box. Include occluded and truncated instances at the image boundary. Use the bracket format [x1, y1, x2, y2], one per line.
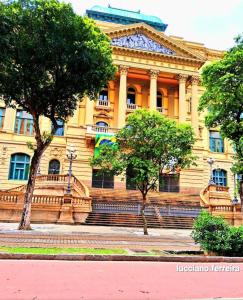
[178, 74, 188, 123]
[168, 88, 175, 117]
[3, 107, 16, 132]
[118, 65, 129, 128]
[149, 70, 159, 111]
[85, 97, 94, 125]
[191, 76, 200, 137]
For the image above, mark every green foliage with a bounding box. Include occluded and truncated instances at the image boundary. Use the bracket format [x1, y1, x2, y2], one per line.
[91, 109, 196, 195]
[225, 226, 243, 257]
[192, 210, 243, 256]
[0, 0, 116, 130]
[199, 34, 243, 174]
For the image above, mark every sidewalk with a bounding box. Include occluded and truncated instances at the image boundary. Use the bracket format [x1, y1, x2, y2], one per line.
[0, 222, 198, 252]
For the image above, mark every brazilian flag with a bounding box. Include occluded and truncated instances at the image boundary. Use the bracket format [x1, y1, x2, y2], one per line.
[94, 133, 116, 158]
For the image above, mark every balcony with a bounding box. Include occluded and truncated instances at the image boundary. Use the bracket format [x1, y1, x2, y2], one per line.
[126, 103, 138, 112]
[96, 99, 111, 110]
[86, 125, 117, 136]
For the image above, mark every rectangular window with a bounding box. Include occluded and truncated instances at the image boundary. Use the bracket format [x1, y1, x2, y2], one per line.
[14, 110, 34, 135]
[209, 131, 224, 153]
[159, 174, 180, 192]
[53, 119, 64, 136]
[92, 169, 114, 189]
[0, 108, 5, 129]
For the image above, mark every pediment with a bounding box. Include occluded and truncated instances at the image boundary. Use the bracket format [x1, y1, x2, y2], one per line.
[104, 23, 206, 63]
[111, 34, 175, 56]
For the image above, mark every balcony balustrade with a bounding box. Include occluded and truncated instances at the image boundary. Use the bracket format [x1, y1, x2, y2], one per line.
[126, 103, 138, 111]
[86, 125, 117, 135]
[96, 99, 110, 107]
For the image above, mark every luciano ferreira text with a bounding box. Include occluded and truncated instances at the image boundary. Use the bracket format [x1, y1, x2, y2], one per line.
[176, 264, 240, 272]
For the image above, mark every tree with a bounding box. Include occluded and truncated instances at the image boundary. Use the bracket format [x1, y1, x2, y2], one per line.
[0, 0, 116, 230]
[198, 34, 243, 201]
[91, 109, 196, 235]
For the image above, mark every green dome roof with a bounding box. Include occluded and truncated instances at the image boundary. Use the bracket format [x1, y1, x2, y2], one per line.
[86, 5, 168, 32]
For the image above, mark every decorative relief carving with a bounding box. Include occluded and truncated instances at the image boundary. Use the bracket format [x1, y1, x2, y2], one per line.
[112, 34, 175, 55]
[119, 65, 129, 76]
[0, 146, 7, 165]
[177, 74, 188, 83]
[50, 147, 63, 158]
[191, 76, 200, 85]
[149, 69, 160, 79]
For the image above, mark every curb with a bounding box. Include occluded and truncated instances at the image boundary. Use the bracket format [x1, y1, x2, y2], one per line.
[0, 253, 243, 262]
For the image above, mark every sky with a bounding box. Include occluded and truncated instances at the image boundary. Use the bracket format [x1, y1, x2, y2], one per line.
[63, 0, 243, 50]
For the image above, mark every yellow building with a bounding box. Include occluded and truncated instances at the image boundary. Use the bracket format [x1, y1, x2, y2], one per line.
[0, 5, 236, 197]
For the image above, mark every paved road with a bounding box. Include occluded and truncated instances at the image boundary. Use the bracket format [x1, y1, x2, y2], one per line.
[0, 260, 242, 300]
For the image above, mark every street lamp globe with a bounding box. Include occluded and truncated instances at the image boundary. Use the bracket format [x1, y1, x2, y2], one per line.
[207, 157, 216, 186]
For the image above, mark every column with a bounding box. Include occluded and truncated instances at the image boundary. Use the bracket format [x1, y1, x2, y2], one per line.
[3, 107, 16, 132]
[117, 65, 129, 128]
[168, 88, 175, 117]
[85, 96, 94, 125]
[178, 74, 188, 123]
[191, 76, 200, 137]
[149, 70, 159, 111]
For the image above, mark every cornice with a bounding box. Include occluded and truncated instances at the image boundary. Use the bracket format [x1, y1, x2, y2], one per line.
[112, 46, 204, 68]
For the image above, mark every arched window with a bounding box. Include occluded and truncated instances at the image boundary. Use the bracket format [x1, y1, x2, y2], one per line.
[48, 159, 60, 175]
[98, 85, 108, 101]
[95, 121, 108, 133]
[96, 121, 108, 127]
[52, 119, 64, 136]
[9, 153, 30, 180]
[127, 87, 136, 105]
[156, 91, 163, 108]
[213, 169, 227, 186]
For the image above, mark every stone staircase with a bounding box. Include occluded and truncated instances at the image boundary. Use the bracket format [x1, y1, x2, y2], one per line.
[85, 213, 195, 229]
[84, 188, 201, 229]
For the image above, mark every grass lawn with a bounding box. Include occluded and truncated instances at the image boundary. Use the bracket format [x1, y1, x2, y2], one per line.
[0, 246, 128, 255]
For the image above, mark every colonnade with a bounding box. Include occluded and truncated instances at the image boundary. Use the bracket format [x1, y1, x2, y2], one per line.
[117, 66, 199, 135]
[85, 64, 200, 136]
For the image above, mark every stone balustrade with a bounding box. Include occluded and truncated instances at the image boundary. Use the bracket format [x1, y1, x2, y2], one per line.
[96, 99, 110, 107]
[126, 103, 138, 111]
[200, 184, 242, 226]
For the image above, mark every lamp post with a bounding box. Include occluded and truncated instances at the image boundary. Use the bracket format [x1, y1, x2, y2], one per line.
[66, 144, 77, 195]
[232, 172, 239, 205]
[207, 157, 215, 186]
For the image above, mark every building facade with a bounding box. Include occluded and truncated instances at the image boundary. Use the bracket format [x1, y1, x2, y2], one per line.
[0, 5, 236, 196]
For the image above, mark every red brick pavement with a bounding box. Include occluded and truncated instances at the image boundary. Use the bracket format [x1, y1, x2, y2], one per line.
[0, 232, 199, 251]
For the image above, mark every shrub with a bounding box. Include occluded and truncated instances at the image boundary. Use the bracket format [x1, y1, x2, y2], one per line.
[225, 226, 243, 257]
[192, 210, 243, 256]
[191, 210, 231, 255]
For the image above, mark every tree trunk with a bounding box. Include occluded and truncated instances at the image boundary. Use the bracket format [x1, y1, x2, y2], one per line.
[141, 194, 148, 235]
[240, 180, 243, 214]
[18, 148, 44, 230]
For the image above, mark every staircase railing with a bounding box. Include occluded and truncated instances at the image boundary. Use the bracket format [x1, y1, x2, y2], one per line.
[36, 174, 90, 198]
